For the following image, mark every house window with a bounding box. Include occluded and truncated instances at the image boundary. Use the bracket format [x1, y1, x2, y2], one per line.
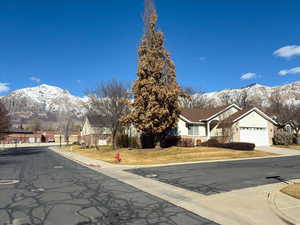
[188, 125, 199, 136]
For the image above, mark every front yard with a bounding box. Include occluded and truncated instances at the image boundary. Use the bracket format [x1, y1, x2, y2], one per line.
[281, 183, 300, 200]
[60, 145, 276, 165]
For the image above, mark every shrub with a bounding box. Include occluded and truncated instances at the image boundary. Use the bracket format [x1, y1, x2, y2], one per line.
[201, 138, 227, 148]
[201, 139, 255, 150]
[196, 139, 202, 146]
[160, 136, 181, 148]
[128, 136, 140, 149]
[273, 132, 294, 145]
[227, 142, 255, 151]
[140, 133, 155, 148]
[207, 138, 219, 147]
[117, 134, 140, 148]
[177, 138, 194, 147]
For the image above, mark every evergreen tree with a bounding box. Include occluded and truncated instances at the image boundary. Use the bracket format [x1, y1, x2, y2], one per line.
[123, 0, 187, 147]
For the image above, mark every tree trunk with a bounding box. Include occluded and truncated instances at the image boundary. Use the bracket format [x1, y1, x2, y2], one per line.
[112, 130, 117, 150]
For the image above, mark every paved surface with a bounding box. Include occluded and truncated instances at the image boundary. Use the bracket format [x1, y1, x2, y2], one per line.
[128, 156, 300, 195]
[258, 146, 300, 156]
[0, 147, 217, 225]
[270, 186, 300, 225]
[52, 148, 295, 225]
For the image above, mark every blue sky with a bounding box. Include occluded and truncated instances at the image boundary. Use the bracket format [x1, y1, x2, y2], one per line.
[0, 0, 299, 97]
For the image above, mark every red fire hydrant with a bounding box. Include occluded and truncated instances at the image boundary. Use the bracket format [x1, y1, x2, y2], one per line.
[114, 152, 121, 163]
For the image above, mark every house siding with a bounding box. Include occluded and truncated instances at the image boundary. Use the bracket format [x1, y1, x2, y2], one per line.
[177, 118, 206, 136]
[267, 121, 275, 145]
[177, 118, 189, 136]
[238, 111, 268, 128]
[81, 117, 112, 147]
[232, 123, 240, 142]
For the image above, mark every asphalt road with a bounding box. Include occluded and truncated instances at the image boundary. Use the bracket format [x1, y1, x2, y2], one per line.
[128, 156, 300, 195]
[0, 147, 217, 225]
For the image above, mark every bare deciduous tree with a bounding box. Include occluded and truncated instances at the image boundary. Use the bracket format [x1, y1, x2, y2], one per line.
[0, 101, 10, 141]
[87, 79, 130, 149]
[181, 87, 209, 109]
[232, 89, 253, 109]
[221, 126, 234, 143]
[267, 88, 300, 137]
[57, 112, 74, 145]
[284, 104, 300, 137]
[219, 92, 232, 105]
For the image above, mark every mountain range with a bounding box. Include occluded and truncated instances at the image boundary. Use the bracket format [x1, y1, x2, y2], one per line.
[0, 84, 87, 126]
[1, 82, 300, 126]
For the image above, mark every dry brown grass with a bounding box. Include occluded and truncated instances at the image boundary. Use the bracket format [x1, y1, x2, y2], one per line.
[61, 145, 276, 165]
[274, 145, 300, 150]
[281, 183, 300, 199]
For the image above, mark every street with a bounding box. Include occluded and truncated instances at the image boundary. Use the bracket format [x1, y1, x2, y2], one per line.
[128, 155, 300, 195]
[0, 147, 217, 225]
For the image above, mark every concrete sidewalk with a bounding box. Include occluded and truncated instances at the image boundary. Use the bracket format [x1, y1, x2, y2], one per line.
[258, 146, 300, 156]
[51, 147, 297, 225]
[270, 186, 300, 225]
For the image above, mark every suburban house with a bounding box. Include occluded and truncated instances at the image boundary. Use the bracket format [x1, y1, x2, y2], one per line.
[54, 132, 81, 143]
[179, 104, 278, 146]
[81, 115, 112, 146]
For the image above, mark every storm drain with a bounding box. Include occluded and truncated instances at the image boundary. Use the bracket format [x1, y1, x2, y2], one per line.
[0, 180, 19, 185]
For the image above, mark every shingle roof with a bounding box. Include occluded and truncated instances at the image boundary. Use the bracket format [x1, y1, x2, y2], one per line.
[218, 107, 276, 128]
[218, 109, 250, 128]
[87, 115, 110, 127]
[87, 115, 103, 127]
[0, 129, 33, 134]
[180, 105, 231, 122]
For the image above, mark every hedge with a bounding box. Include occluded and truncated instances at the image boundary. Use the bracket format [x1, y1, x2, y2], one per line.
[160, 136, 181, 148]
[202, 138, 255, 151]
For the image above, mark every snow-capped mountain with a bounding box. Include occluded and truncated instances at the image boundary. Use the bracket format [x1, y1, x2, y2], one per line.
[201, 82, 300, 106]
[1, 82, 300, 126]
[1, 84, 87, 122]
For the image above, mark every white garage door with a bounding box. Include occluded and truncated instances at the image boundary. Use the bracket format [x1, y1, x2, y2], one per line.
[240, 127, 269, 146]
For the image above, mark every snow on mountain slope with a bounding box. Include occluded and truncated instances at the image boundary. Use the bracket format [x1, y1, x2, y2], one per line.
[201, 82, 300, 106]
[1, 84, 87, 120]
[1, 82, 300, 124]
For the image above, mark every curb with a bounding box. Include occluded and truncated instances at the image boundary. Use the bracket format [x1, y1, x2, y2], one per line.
[268, 186, 300, 225]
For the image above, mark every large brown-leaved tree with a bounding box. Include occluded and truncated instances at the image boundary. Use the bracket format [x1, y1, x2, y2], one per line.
[123, 0, 187, 148]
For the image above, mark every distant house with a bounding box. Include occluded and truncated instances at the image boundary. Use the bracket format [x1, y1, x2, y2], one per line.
[178, 104, 278, 146]
[54, 132, 81, 144]
[0, 129, 52, 144]
[81, 115, 111, 146]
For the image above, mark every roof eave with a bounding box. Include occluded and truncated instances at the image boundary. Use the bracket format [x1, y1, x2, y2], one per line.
[203, 104, 242, 121]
